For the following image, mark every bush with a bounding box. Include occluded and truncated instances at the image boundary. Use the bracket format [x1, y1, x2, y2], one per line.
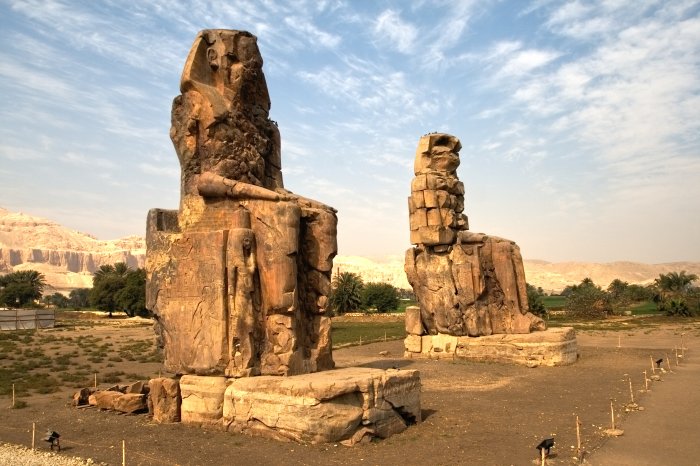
[526, 283, 547, 317]
[361, 282, 399, 313]
[565, 278, 612, 318]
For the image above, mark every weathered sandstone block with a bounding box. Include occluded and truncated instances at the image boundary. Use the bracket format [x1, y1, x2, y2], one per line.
[405, 327, 578, 366]
[222, 367, 421, 444]
[404, 334, 422, 353]
[114, 393, 148, 414]
[90, 390, 122, 410]
[180, 375, 228, 427]
[148, 377, 181, 423]
[404, 306, 422, 335]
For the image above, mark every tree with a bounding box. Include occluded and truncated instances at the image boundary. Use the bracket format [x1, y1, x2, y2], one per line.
[68, 288, 90, 309]
[0, 270, 46, 307]
[90, 274, 125, 317]
[654, 271, 698, 296]
[115, 268, 148, 317]
[328, 272, 363, 315]
[564, 278, 611, 318]
[654, 271, 699, 317]
[362, 282, 399, 313]
[607, 279, 631, 310]
[89, 262, 140, 317]
[526, 283, 547, 317]
[44, 292, 70, 308]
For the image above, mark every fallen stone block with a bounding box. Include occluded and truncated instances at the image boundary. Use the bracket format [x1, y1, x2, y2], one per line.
[114, 393, 147, 414]
[72, 388, 91, 407]
[90, 390, 123, 410]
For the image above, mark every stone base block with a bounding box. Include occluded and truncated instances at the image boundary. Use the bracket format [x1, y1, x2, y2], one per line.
[404, 327, 578, 367]
[222, 367, 421, 444]
[149, 377, 181, 423]
[180, 375, 228, 427]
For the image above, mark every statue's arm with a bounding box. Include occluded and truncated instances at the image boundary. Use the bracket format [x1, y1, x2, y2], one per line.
[198, 172, 286, 201]
[275, 188, 338, 213]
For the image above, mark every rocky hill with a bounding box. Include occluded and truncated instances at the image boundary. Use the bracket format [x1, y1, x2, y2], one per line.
[0, 208, 144, 293]
[1, 207, 698, 295]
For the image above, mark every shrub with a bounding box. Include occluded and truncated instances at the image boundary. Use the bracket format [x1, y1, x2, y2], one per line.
[526, 283, 547, 317]
[361, 282, 399, 313]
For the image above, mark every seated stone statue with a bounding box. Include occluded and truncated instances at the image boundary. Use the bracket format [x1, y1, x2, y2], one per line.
[147, 30, 337, 378]
[405, 133, 545, 337]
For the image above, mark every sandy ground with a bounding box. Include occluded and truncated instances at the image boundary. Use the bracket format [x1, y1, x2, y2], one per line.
[1, 318, 698, 465]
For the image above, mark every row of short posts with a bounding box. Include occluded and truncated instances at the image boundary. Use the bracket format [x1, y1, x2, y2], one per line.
[542, 332, 687, 465]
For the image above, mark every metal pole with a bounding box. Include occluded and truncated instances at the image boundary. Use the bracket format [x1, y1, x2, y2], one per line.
[628, 376, 634, 404]
[610, 400, 615, 430]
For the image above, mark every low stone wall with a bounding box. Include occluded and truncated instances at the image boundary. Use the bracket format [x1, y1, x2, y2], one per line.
[404, 327, 579, 367]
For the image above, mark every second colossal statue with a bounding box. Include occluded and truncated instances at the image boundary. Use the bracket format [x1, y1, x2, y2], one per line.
[405, 133, 545, 337]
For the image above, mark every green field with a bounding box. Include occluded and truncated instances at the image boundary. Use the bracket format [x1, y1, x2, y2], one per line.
[542, 295, 566, 310]
[331, 321, 405, 347]
[396, 299, 418, 313]
[625, 301, 659, 315]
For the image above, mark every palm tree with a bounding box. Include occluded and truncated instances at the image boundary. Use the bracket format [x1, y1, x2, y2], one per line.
[16, 270, 46, 294]
[113, 262, 130, 277]
[654, 271, 698, 294]
[0, 270, 46, 307]
[328, 272, 363, 314]
[91, 263, 132, 317]
[93, 264, 116, 284]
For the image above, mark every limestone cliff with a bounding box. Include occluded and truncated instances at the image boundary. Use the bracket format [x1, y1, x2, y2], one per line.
[0, 207, 145, 293]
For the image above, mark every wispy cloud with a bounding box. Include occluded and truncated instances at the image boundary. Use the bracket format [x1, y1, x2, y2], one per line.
[283, 16, 341, 49]
[0, 145, 46, 160]
[498, 49, 561, 77]
[373, 9, 417, 54]
[139, 163, 179, 178]
[60, 152, 116, 169]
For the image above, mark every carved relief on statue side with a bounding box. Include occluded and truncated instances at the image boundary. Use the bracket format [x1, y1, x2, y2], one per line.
[227, 227, 261, 377]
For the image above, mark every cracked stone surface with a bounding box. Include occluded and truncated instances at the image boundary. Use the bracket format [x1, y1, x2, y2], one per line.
[222, 367, 421, 444]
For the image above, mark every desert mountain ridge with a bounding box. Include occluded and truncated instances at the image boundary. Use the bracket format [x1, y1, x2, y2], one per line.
[0, 207, 144, 292]
[1, 207, 698, 294]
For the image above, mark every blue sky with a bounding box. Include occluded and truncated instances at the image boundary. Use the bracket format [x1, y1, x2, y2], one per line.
[1, 0, 699, 263]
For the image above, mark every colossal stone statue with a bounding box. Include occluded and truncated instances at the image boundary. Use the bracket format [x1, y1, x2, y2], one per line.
[405, 133, 545, 337]
[146, 29, 337, 378]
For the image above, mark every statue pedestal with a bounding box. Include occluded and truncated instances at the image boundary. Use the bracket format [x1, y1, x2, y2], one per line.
[179, 368, 421, 444]
[404, 327, 578, 367]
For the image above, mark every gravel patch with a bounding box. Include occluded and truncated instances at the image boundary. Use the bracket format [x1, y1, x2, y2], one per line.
[0, 443, 106, 466]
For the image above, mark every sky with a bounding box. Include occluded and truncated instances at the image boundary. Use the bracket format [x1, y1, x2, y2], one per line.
[1, 0, 699, 264]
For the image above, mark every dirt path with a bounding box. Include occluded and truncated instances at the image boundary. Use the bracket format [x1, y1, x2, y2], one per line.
[587, 346, 700, 465]
[1, 320, 698, 465]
